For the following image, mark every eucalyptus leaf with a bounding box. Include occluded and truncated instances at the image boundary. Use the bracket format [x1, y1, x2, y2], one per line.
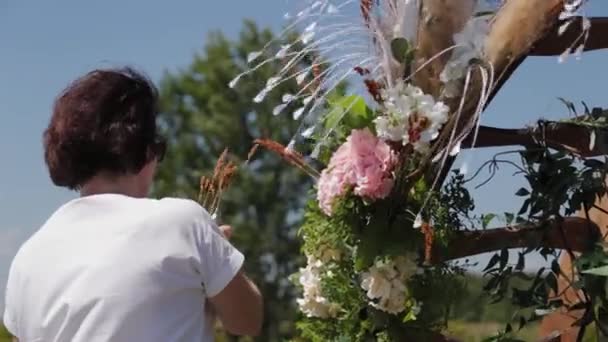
[499, 248, 509, 270]
[582, 265, 608, 276]
[390, 38, 412, 64]
[482, 213, 497, 229]
[484, 253, 500, 272]
[325, 95, 374, 133]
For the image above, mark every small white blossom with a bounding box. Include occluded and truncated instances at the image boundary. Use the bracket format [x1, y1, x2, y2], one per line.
[374, 82, 449, 151]
[374, 116, 407, 143]
[360, 255, 418, 315]
[413, 214, 423, 229]
[296, 255, 339, 318]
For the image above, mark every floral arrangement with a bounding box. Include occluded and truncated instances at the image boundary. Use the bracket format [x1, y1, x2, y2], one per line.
[229, 0, 603, 340]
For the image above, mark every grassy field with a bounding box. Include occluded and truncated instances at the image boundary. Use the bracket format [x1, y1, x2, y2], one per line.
[0, 321, 600, 341]
[447, 320, 538, 341]
[0, 324, 10, 342]
[0, 321, 537, 342]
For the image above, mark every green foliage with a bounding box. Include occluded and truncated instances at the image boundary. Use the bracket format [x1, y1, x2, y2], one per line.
[471, 106, 608, 339]
[153, 20, 312, 341]
[390, 38, 415, 66]
[314, 94, 375, 164]
[294, 167, 475, 340]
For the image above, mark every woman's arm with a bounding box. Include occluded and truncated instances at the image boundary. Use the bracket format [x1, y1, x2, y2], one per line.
[209, 270, 263, 336]
[202, 224, 263, 336]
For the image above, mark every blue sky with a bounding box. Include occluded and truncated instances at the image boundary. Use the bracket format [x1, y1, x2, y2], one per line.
[1, 0, 608, 308]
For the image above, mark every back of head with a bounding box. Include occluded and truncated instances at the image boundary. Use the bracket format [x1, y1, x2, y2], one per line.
[43, 67, 164, 190]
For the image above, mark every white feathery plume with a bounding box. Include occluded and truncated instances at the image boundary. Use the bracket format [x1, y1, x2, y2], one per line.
[558, 0, 591, 63]
[233, 0, 507, 166]
[230, 0, 422, 155]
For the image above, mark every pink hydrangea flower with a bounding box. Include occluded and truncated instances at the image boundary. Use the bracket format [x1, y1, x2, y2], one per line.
[317, 128, 396, 215]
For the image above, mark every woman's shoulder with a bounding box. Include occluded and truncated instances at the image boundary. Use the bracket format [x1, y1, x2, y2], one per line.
[155, 197, 206, 214]
[150, 197, 214, 226]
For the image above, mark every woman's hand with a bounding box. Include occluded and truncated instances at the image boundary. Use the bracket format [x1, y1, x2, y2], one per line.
[218, 225, 232, 240]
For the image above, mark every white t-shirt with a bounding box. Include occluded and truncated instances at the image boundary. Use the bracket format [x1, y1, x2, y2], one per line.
[3, 194, 244, 342]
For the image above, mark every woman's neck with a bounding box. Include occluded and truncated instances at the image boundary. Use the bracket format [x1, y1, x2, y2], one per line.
[80, 173, 147, 198]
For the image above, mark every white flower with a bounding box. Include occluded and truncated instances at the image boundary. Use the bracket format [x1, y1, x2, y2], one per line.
[440, 16, 490, 98]
[360, 255, 418, 315]
[296, 295, 339, 319]
[374, 116, 407, 142]
[361, 267, 393, 300]
[296, 256, 339, 318]
[374, 82, 450, 151]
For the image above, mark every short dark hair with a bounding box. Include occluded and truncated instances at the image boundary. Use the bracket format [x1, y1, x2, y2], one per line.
[43, 67, 165, 190]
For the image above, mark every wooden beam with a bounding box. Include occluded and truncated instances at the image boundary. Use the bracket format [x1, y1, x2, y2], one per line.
[462, 121, 608, 157]
[431, 217, 600, 264]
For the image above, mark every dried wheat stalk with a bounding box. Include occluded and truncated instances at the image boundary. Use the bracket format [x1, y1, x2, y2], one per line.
[198, 149, 237, 217]
[250, 139, 321, 179]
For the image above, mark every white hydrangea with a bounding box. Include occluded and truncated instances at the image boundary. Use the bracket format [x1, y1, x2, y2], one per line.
[296, 256, 340, 318]
[360, 255, 419, 315]
[440, 16, 491, 98]
[374, 81, 449, 152]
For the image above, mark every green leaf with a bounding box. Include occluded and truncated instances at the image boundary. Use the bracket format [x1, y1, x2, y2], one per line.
[499, 248, 509, 269]
[551, 259, 561, 276]
[482, 213, 496, 229]
[518, 199, 530, 216]
[584, 159, 604, 168]
[504, 212, 515, 225]
[516, 252, 525, 271]
[545, 273, 558, 293]
[558, 97, 577, 115]
[324, 95, 374, 135]
[582, 265, 608, 276]
[390, 38, 413, 64]
[402, 310, 417, 323]
[515, 188, 530, 196]
[484, 253, 501, 272]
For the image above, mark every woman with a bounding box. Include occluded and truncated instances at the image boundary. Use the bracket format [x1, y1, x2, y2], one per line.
[3, 67, 263, 341]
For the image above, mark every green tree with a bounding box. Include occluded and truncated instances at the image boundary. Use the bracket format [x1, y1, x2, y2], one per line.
[153, 20, 312, 341]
